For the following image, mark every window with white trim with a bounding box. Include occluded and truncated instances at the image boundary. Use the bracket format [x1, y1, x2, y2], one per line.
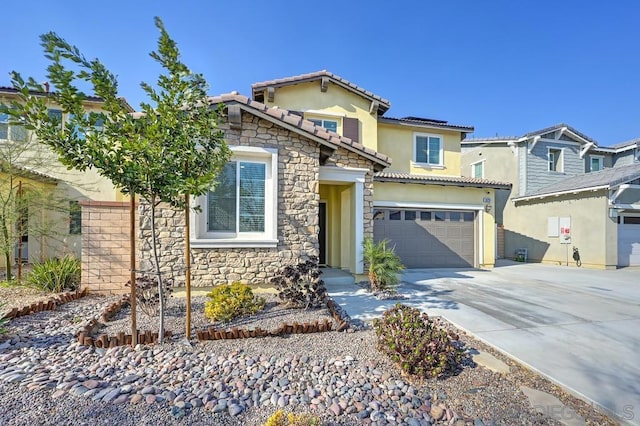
[194, 146, 277, 247]
[0, 106, 27, 142]
[471, 160, 484, 178]
[308, 118, 338, 133]
[590, 156, 604, 172]
[414, 133, 443, 166]
[548, 148, 563, 172]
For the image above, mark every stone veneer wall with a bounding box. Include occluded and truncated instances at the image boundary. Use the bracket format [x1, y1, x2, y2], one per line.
[81, 201, 137, 294]
[137, 112, 378, 287]
[138, 113, 320, 286]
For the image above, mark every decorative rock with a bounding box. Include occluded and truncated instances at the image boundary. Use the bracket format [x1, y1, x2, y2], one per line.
[102, 388, 121, 403]
[141, 386, 156, 395]
[329, 402, 343, 416]
[430, 405, 445, 421]
[228, 404, 244, 416]
[113, 394, 130, 404]
[83, 380, 100, 390]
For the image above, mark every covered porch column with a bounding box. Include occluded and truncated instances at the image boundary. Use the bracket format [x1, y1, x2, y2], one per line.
[319, 166, 367, 274]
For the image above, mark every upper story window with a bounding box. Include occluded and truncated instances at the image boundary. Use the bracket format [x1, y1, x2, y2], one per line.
[0, 108, 27, 142]
[308, 118, 338, 133]
[590, 156, 604, 172]
[194, 146, 278, 247]
[471, 160, 484, 178]
[67, 113, 105, 139]
[414, 133, 443, 166]
[548, 148, 563, 172]
[48, 109, 63, 130]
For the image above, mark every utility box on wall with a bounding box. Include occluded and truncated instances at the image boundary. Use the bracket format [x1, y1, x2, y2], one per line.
[548, 216, 571, 244]
[559, 216, 571, 244]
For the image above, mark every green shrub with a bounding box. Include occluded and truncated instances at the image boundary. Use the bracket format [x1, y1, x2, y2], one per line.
[373, 303, 462, 379]
[263, 409, 322, 426]
[204, 282, 265, 323]
[362, 238, 404, 292]
[28, 256, 80, 292]
[271, 257, 326, 309]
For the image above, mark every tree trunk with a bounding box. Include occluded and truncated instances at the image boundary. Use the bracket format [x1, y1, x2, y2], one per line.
[184, 194, 191, 340]
[149, 198, 165, 344]
[130, 194, 137, 347]
[0, 212, 12, 281]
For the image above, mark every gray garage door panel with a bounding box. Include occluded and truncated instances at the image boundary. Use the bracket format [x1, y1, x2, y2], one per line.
[373, 209, 475, 268]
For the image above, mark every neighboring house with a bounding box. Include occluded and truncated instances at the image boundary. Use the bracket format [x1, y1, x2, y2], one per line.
[461, 124, 640, 268]
[138, 71, 509, 287]
[0, 86, 127, 272]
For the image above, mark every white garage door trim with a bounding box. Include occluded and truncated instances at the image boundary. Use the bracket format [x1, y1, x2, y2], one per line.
[618, 214, 640, 266]
[374, 201, 484, 267]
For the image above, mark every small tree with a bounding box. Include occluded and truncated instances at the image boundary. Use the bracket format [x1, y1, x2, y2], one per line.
[362, 237, 405, 292]
[8, 17, 231, 342]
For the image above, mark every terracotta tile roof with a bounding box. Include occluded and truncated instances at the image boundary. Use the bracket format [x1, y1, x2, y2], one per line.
[208, 93, 391, 169]
[0, 86, 135, 112]
[251, 70, 391, 114]
[0, 162, 59, 184]
[374, 170, 512, 189]
[380, 116, 474, 132]
[514, 163, 640, 201]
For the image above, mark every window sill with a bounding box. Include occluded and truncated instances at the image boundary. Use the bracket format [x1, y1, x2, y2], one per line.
[190, 239, 279, 249]
[412, 162, 445, 170]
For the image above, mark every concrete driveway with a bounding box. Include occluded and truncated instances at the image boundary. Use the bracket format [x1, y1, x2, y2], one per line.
[327, 261, 640, 425]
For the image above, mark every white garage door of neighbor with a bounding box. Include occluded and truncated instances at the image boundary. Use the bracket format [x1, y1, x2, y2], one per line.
[618, 216, 640, 267]
[373, 208, 475, 268]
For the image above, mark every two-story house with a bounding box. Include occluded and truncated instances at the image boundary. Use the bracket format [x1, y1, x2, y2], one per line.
[135, 70, 511, 288]
[461, 124, 640, 268]
[0, 86, 128, 273]
[249, 71, 511, 272]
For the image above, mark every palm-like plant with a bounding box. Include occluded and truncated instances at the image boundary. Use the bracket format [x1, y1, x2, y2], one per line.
[362, 237, 405, 292]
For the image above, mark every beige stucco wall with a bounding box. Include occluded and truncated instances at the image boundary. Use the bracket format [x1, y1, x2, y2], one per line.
[374, 182, 496, 267]
[378, 123, 462, 176]
[507, 191, 616, 269]
[319, 184, 351, 269]
[461, 143, 518, 226]
[461, 144, 518, 189]
[261, 81, 380, 150]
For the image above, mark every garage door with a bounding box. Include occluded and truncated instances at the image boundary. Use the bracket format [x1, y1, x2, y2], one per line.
[618, 215, 640, 266]
[373, 209, 475, 268]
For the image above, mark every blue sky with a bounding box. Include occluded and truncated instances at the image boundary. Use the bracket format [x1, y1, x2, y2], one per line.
[2, 1, 639, 146]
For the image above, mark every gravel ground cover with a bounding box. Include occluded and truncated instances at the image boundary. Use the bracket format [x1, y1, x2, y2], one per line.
[0, 291, 616, 425]
[0, 285, 51, 317]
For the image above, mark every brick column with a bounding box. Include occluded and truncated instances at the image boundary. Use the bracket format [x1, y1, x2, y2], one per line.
[80, 201, 137, 294]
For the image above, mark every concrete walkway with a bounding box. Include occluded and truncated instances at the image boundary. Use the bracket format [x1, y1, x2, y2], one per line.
[327, 261, 640, 425]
